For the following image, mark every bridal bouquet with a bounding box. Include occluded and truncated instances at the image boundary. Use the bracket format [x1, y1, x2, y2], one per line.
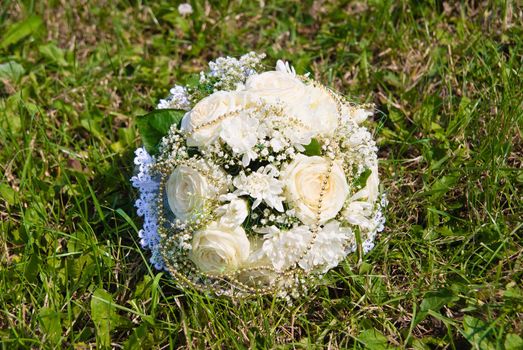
[131, 53, 386, 298]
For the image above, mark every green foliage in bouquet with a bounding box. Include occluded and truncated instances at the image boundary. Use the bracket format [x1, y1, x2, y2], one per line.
[136, 109, 185, 154]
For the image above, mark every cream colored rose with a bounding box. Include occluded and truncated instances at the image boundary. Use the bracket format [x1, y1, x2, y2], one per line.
[245, 71, 307, 103]
[282, 154, 349, 225]
[181, 91, 258, 147]
[166, 165, 212, 221]
[190, 222, 250, 273]
[295, 85, 339, 135]
[246, 71, 339, 135]
[245, 71, 310, 140]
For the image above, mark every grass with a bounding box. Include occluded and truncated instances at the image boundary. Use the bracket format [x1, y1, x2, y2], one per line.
[0, 0, 522, 348]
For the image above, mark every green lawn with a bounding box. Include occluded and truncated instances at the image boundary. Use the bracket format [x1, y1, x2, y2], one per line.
[1, 1, 522, 348]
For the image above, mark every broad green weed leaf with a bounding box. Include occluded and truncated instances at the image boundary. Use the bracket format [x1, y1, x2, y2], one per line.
[411, 338, 431, 350]
[0, 183, 17, 205]
[24, 253, 40, 283]
[414, 288, 458, 325]
[463, 316, 496, 350]
[427, 174, 459, 201]
[420, 288, 458, 312]
[0, 61, 25, 82]
[133, 275, 152, 300]
[39, 43, 68, 66]
[1, 15, 43, 48]
[358, 328, 394, 350]
[505, 334, 523, 350]
[123, 324, 153, 350]
[80, 115, 105, 141]
[91, 288, 116, 348]
[503, 282, 523, 300]
[38, 307, 62, 345]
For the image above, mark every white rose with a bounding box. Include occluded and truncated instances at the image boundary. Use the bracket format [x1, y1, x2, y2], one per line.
[294, 85, 339, 135]
[166, 164, 222, 221]
[282, 154, 349, 225]
[246, 71, 339, 135]
[181, 91, 258, 147]
[190, 222, 250, 273]
[245, 70, 306, 103]
[215, 198, 249, 228]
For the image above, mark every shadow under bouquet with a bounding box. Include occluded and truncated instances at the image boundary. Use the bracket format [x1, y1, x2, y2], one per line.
[131, 53, 386, 298]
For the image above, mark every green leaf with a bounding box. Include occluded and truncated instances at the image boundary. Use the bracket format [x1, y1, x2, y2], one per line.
[0, 183, 17, 205]
[0, 61, 25, 82]
[1, 15, 43, 49]
[503, 282, 523, 300]
[39, 43, 68, 66]
[38, 307, 62, 345]
[414, 288, 458, 325]
[505, 334, 523, 350]
[91, 288, 116, 348]
[411, 339, 431, 350]
[462, 316, 496, 350]
[137, 109, 185, 154]
[123, 324, 153, 350]
[358, 328, 394, 350]
[420, 288, 458, 312]
[80, 116, 105, 141]
[24, 253, 40, 283]
[426, 174, 459, 201]
[355, 168, 372, 188]
[185, 73, 201, 86]
[303, 138, 321, 156]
